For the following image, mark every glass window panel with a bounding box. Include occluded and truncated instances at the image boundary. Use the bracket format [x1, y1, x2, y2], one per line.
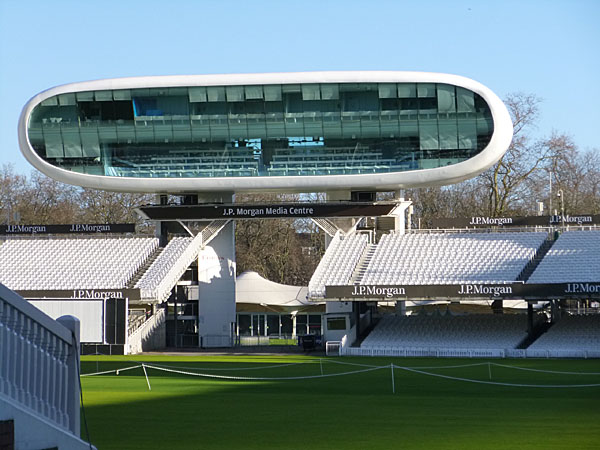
[378, 83, 397, 98]
[320, 84, 339, 100]
[245, 85, 263, 99]
[457, 87, 475, 113]
[168, 87, 188, 96]
[41, 97, 58, 106]
[397, 83, 416, 98]
[189, 87, 207, 102]
[399, 120, 418, 137]
[44, 132, 64, 157]
[266, 315, 279, 336]
[281, 84, 301, 93]
[130, 88, 151, 97]
[437, 84, 456, 113]
[81, 130, 100, 157]
[419, 120, 439, 150]
[226, 86, 244, 102]
[477, 117, 493, 134]
[438, 119, 458, 150]
[417, 83, 436, 97]
[76, 91, 94, 101]
[458, 118, 477, 149]
[58, 93, 76, 106]
[301, 84, 320, 100]
[207, 86, 226, 102]
[113, 90, 131, 101]
[94, 90, 113, 101]
[264, 85, 282, 101]
[62, 130, 83, 158]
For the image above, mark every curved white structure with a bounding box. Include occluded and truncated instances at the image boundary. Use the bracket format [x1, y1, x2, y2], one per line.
[19, 71, 512, 193]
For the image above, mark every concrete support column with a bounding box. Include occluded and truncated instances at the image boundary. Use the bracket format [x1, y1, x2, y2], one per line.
[389, 198, 412, 235]
[527, 302, 534, 334]
[491, 300, 503, 314]
[395, 301, 407, 316]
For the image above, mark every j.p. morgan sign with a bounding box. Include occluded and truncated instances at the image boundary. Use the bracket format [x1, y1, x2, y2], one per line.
[17, 289, 141, 301]
[324, 283, 600, 300]
[138, 202, 397, 221]
[0, 223, 135, 235]
[430, 214, 600, 229]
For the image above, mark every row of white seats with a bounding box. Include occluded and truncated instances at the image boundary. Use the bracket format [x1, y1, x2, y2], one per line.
[362, 231, 546, 285]
[362, 314, 528, 350]
[527, 315, 600, 352]
[0, 237, 158, 290]
[528, 231, 600, 283]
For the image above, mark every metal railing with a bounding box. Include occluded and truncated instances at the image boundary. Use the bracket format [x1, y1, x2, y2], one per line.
[0, 284, 80, 436]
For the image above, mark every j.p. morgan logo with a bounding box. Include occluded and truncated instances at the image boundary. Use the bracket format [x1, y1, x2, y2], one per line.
[565, 283, 600, 294]
[457, 284, 513, 297]
[71, 289, 124, 299]
[4, 225, 47, 234]
[351, 285, 406, 298]
[550, 215, 593, 225]
[469, 217, 513, 226]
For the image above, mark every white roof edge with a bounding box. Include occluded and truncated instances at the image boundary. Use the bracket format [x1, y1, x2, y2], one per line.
[18, 71, 513, 193]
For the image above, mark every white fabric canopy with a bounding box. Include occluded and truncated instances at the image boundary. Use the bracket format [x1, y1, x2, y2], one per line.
[236, 271, 316, 307]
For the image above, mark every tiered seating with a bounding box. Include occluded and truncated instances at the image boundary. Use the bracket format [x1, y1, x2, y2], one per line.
[135, 237, 192, 291]
[0, 237, 158, 290]
[267, 146, 400, 175]
[309, 233, 368, 297]
[110, 148, 259, 178]
[527, 315, 600, 356]
[527, 230, 600, 283]
[361, 231, 546, 285]
[361, 313, 528, 351]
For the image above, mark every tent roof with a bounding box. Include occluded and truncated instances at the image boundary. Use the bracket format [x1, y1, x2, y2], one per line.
[236, 271, 317, 307]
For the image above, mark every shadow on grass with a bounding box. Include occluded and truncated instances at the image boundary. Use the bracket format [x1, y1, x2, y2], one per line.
[80, 357, 600, 450]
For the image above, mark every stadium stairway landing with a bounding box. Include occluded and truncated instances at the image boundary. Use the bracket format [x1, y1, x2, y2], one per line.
[517, 233, 556, 282]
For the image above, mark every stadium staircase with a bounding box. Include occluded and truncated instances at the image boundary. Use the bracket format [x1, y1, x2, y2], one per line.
[127, 246, 164, 288]
[311, 218, 342, 237]
[136, 219, 231, 302]
[350, 244, 377, 284]
[517, 232, 556, 282]
[517, 320, 553, 349]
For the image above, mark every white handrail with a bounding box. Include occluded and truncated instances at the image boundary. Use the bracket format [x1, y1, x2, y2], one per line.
[0, 283, 80, 436]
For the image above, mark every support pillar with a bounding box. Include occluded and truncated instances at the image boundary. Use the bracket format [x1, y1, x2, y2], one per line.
[196, 192, 236, 348]
[389, 197, 413, 235]
[491, 300, 503, 314]
[527, 302, 534, 334]
[353, 302, 361, 340]
[395, 301, 407, 316]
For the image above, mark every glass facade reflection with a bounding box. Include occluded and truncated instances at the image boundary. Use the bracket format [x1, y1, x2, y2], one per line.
[27, 83, 493, 178]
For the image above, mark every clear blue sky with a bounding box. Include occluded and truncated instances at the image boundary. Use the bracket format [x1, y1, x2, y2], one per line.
[1, 0, 598, 175]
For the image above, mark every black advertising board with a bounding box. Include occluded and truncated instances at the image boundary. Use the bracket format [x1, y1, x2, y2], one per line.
[0, 223, 136, 235]
[137, 202, 398, 221]
[17, 289, 141, 301]
[429, 214, 600, 229]
[324, 282, 600, 301]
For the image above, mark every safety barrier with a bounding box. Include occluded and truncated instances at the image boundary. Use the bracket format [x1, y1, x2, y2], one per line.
[0, 284, 80, 436]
